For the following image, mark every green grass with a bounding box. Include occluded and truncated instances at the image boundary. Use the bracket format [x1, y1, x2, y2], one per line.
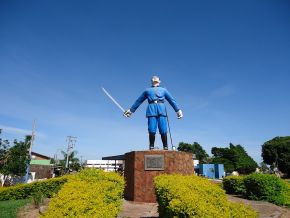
[0, 199, 30, 218]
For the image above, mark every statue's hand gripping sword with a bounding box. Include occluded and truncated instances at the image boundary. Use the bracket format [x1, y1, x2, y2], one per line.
[101, 87, 125, 113]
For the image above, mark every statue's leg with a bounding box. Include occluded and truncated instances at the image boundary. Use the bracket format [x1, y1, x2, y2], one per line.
[161, 134, 168, 150]
[158, 116, 168, 150]
[148, 117, 157, 150]
[149, 133, 155, 150]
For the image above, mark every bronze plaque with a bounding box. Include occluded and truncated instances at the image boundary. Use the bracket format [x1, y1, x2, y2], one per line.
[144, 155, 164, 170]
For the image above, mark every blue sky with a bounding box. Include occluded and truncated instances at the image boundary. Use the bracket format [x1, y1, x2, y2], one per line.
[1, 0, 290, 163]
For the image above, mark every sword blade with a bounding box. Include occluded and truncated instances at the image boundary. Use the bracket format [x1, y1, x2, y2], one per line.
[101, 87, 125, 113]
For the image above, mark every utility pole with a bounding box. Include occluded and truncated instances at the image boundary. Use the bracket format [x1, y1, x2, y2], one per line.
[65, 136, 77, 171]
[80, 155, 83, 165]
[25, 120, 36, 183]
[0, 129, 2, 149]
[29, 120, 36, 156]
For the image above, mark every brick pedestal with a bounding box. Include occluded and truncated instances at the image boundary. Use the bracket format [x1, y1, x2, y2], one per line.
[124, 150, 194, 203]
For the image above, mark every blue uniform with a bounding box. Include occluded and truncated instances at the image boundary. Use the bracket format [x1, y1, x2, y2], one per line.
[130, 86, 180, 134]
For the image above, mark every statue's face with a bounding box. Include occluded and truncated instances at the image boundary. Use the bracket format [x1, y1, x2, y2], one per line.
[152, 81, 160, 87]
[151, 76, 160, 86]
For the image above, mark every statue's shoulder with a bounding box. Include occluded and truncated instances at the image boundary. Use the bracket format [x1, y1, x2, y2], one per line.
[145, 87, 153, 92]
[145, 86, 166, 92]
[158, 86, 167, 92]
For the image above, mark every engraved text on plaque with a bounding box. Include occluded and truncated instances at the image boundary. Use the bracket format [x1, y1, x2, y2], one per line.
[144, 155, 164, 170]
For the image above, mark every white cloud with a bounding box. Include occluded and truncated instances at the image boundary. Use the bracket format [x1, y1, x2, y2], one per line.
[0, 124, 45, 138]
[210, 84, 235, 98]
[0, 125, 32, 135]
[179, 84, 235, 111]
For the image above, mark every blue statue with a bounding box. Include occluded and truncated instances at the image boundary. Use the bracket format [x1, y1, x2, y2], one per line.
[124, 76, 183, 150]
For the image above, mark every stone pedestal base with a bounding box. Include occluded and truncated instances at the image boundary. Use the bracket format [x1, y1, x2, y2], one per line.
[124, 150, 194, 203]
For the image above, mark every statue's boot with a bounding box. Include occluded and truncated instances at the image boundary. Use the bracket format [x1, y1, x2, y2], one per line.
[149, 133, 155, 150]
[161, 133, 168, 150]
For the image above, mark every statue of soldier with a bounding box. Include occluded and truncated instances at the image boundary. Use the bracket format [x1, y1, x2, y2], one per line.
[124, 76, 183, 150]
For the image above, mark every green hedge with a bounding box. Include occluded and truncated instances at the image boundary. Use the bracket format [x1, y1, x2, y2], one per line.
[0, 177, 68, 201]
[244, 174, 290, 206]
[42, 168, 125, 218]
[154, 174, 257, 218]
[223, 176, 246, 195]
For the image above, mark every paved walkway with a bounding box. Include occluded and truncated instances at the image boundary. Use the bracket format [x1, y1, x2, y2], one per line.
[118, 200, 158, 218]
[118, 196, 290, 218]
[227, 195, 290, 218]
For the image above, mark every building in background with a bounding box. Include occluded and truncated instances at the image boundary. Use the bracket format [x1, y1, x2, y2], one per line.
[198, 164, 225, 179]
[85, 159, 124, 172]
[29, 151, 53, 181]
[193, 159, 199, 173]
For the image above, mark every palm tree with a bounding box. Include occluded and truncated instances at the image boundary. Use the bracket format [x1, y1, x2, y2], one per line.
[60, 150, 81, 172]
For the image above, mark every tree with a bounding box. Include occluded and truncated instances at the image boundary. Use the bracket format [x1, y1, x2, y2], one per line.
[262, 136, 290, 177]
[0, 132, 31, 186]
[59, 150, 81, 172]
[0, 130, 10, 186]
[178, 142, 209, 163]
[211, 143, 258, 174]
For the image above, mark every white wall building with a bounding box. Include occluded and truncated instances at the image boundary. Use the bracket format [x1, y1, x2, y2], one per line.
[193, 159, 199, 167]
[85, 160, 124, 172]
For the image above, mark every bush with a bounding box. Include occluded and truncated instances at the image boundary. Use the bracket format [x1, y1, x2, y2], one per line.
[42, 168, 125, 218]
[223, 176, 246, 195]
[32, 189, 44, 208]
[244, 174, 290, 206]
[0, 177, 68, 201]
[154, 174, 257, 218]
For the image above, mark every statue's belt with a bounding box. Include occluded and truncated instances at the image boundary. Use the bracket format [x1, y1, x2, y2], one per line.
[149, 100, 165, 104]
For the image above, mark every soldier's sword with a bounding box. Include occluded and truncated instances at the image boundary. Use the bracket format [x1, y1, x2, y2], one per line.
[101, 87, 125, 113]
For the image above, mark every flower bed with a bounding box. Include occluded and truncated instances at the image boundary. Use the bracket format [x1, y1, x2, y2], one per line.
[154, 174, 257, 217]
[42, 169, 125, 218]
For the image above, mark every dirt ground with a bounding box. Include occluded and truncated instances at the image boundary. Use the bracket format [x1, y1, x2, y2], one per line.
[17, 199, 50, 218]
[118, 200, 159, 218]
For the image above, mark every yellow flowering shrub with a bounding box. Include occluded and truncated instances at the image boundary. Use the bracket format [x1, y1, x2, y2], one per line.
[154, 174, 257, 218]
[42, 169, 125, 218]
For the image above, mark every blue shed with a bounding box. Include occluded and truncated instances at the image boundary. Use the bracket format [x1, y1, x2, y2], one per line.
[214, 164, 225, 179]
[198, 164, 225, 179]
[199, 164, 215, 179]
